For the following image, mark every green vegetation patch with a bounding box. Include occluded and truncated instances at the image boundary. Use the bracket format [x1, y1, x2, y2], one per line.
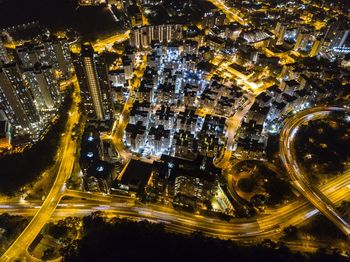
[60, 212, 348, 262]
[0, 90, 73, 195]
[294, 114, 350, 183]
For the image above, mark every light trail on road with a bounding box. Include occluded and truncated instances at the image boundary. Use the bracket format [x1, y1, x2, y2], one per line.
[280, 106, 350, 236]
[1, 86, 81, 262]
[0, 167, 350, 242]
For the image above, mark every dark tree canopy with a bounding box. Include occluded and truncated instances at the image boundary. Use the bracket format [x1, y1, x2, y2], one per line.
[61, 213, 348, 262]
[0, 91, 73, 195]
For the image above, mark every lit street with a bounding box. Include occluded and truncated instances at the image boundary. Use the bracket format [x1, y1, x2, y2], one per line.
[280, 107, 350, 236]
[1, 85, 81, 261]
[0, 0, 349, 260]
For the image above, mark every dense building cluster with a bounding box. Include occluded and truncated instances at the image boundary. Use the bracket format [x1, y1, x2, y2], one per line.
[0, 30, 72, 147]
[0, 0, 349, 222]
[123, 41, 236, 159]
[1, 2, 350, 259]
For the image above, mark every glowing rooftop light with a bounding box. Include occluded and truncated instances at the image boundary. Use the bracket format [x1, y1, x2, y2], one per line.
[87, 136, 94, 142]
[96, 166, 104, 172]
[87, 152, 94, 158]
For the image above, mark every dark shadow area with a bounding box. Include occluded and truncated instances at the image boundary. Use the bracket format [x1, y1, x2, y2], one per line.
[0, 90, 73, 195]
[61, 212, 349, 262]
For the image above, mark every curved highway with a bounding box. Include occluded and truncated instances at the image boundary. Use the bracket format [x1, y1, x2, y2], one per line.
[1, 34, 350, 260]
[0, 165, 349, 260]
[280, 106, 350, 236]
[1, 88, 80, 262]
[0, 168, 350, 240]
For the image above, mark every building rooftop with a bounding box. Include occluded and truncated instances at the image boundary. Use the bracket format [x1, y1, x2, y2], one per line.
[119, 159, 152, 193]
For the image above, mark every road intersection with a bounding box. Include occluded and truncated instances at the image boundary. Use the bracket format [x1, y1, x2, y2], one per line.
[280, 106, 350, 236]
[1, 29, 350, 259]
[1, 90, 350, 261]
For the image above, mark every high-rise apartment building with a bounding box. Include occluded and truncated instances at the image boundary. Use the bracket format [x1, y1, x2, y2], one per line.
[0, 63, 39, 131]
[23, 63, 60, 111]
[130, 24, 183, 49]
[43, 37, 73, 77]
[54, 38, 73, 77]
[274, 22, 287, 45]
[73, 43, 113, 121]
[17, 37, 72, 78]
[16, 43, 47, 69]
